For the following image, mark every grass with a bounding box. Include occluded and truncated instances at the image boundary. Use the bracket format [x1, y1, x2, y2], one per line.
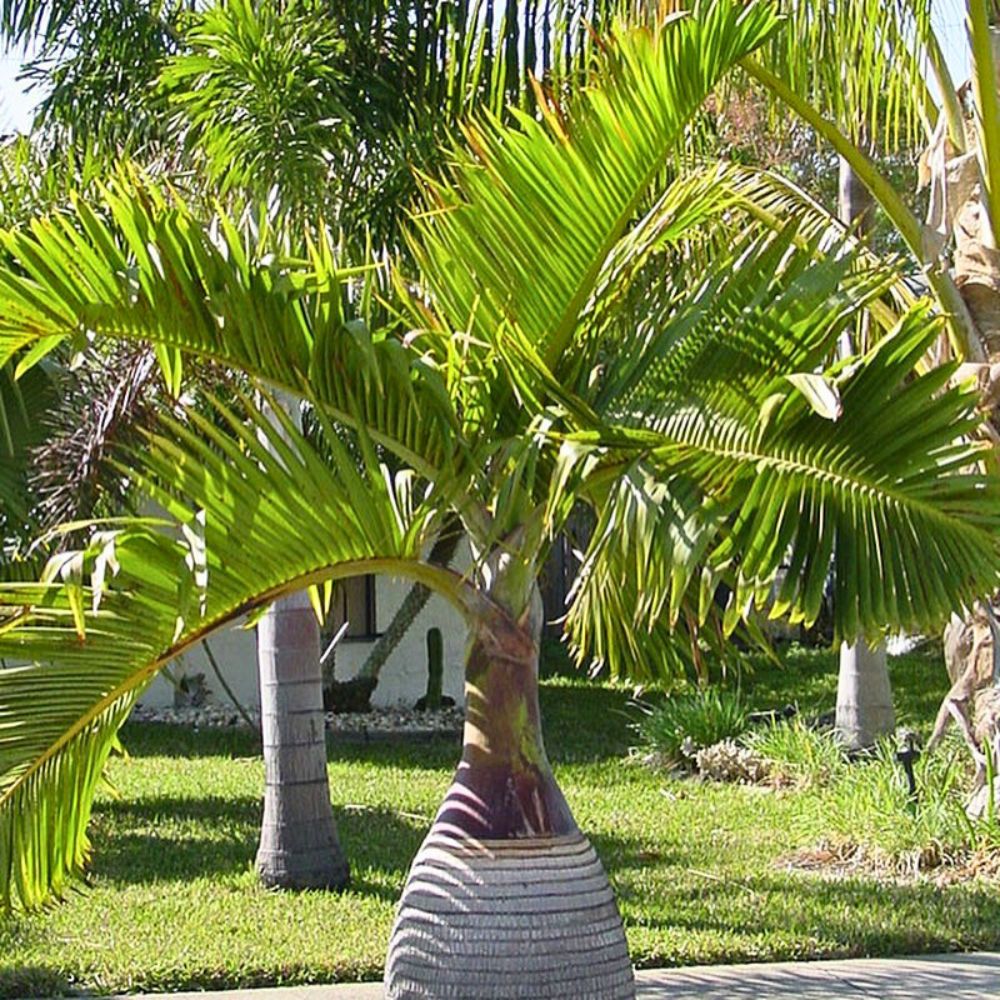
[3, 643, 1000, 996]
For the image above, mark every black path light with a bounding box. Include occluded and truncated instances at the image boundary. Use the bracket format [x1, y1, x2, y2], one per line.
[895, 729, 922, 807]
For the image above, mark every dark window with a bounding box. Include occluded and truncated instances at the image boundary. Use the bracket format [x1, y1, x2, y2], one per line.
[325, 575, 377, 642]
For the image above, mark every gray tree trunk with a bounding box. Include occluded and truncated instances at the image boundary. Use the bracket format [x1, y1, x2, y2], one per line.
[834, 155, 894, 751]
[256, 589, 350, 888]
[255, 393, 349, 890]
[836, 637, 894, 750]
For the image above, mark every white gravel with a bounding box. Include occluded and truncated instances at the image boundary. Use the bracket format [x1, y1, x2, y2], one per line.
[130, 703, 464, 737]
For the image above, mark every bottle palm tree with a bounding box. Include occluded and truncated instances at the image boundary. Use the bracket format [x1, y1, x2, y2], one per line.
[0, 0, 639, 889]
[1, 3, 999, 995]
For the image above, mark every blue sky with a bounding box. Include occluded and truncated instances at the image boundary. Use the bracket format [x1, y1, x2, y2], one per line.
[0, 2, 974, 135]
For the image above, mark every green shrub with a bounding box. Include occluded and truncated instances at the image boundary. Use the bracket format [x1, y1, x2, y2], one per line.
[746, 718, 845, 787]
[633, 688, 749, 762]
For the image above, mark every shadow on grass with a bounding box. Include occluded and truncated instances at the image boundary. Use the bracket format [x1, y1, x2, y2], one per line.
[730, 643, 949, 728]
[0, 965, 75, 999]
[88, 785, 673, 910]
[89, 795, 429, 891]
[119, 680, 636, 767]
[591, 831, 688, 875]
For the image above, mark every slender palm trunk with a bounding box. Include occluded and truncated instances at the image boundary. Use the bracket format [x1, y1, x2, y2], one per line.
[256, 589, 350, 889]
[385, 599, 634, 998]
[834, 155, 894, 751]
[836, 636, 893, 750]
[256, 392, 349, 890]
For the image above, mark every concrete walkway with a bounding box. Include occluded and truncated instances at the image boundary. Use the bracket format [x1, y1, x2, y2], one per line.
[118, 953, 1000, 999]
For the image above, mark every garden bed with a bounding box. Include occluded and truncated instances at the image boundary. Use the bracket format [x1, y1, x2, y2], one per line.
[130, 703, 464, 741]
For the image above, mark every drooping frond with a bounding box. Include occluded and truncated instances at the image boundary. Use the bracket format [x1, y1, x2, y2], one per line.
[709, 310, 999, 640]
[0, 395, 473, 910]
[0, 178, 462, 478]
[565, 463, 728, 682]
[568, 305, 1000, 678]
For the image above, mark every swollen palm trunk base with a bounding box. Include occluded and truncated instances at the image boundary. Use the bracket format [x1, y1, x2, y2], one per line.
[384, 608, 634, 998]
[385, 827, 634, 999]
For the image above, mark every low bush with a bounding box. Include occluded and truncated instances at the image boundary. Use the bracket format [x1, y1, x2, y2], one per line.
[819, 737, 1000, 862]
[633, 688, 749, 762]
[747, 719, 846, 788]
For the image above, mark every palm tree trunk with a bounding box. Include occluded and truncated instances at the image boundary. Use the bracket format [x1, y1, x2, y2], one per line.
[256, 589, 350, 889]
[836, 636, 893, 750]
[834, 154, 894, 751]
[255, 391, 349, 890]
[385, 604, 634, 999]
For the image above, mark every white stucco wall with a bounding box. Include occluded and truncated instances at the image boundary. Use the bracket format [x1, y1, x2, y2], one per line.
[137, 579, 468, 711]
[139, 621, 260, 710]
[333, 577, 467, 707]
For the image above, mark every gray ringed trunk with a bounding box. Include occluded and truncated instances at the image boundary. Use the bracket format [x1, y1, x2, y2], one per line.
[255, 591, 350, 890]
[384, 609, 634, 998]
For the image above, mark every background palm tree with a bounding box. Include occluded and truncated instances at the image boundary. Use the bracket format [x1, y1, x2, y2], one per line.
[745, 0, 939, 748]
[741, 0, 1000, 758]
[2, 7, 999, 997]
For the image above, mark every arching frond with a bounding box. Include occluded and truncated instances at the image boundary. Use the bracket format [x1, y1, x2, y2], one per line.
[570, 306, 1000, 678]
[0, 395, 473, 911]
[0, 179, 462, 478]
[411, 0, 782, 384]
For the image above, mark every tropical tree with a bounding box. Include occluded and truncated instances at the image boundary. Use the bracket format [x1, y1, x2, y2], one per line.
[2, 2, 1000, 995]
[1, 0, 640, 887]
[742, 0, 1000, 755]
[737, 0, 938, 748]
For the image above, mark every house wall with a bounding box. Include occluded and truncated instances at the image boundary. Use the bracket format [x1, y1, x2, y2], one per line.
[333, 575, 467, 708]
[137, 582, 468, 711]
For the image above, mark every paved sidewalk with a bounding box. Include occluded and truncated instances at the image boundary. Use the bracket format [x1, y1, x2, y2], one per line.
[117, 953, 1000, 999]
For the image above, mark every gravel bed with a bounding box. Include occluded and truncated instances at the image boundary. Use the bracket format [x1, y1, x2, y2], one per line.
[130, 702, 464, 739]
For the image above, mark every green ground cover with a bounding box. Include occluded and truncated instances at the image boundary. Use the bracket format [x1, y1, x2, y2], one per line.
[3, 645, 999, 997]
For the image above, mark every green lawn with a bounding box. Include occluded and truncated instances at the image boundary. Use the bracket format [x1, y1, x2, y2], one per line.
[3, 644, 999, 997]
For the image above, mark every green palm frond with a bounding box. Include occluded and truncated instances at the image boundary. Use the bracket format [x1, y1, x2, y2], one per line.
[565, 463, 727, 681]
[719, 163, 919, 328]
[576, 306, 999, 663]
[601, 226, 881, 422]
[0, 0, 72, 42]
[554, 228, 1000, 679]
[759, 0, 937, 149]
[0, 359, 57, 530]
[0, 394, 472, 911]
[0, 177, 461, 477]
[411, 0, 782, 383]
